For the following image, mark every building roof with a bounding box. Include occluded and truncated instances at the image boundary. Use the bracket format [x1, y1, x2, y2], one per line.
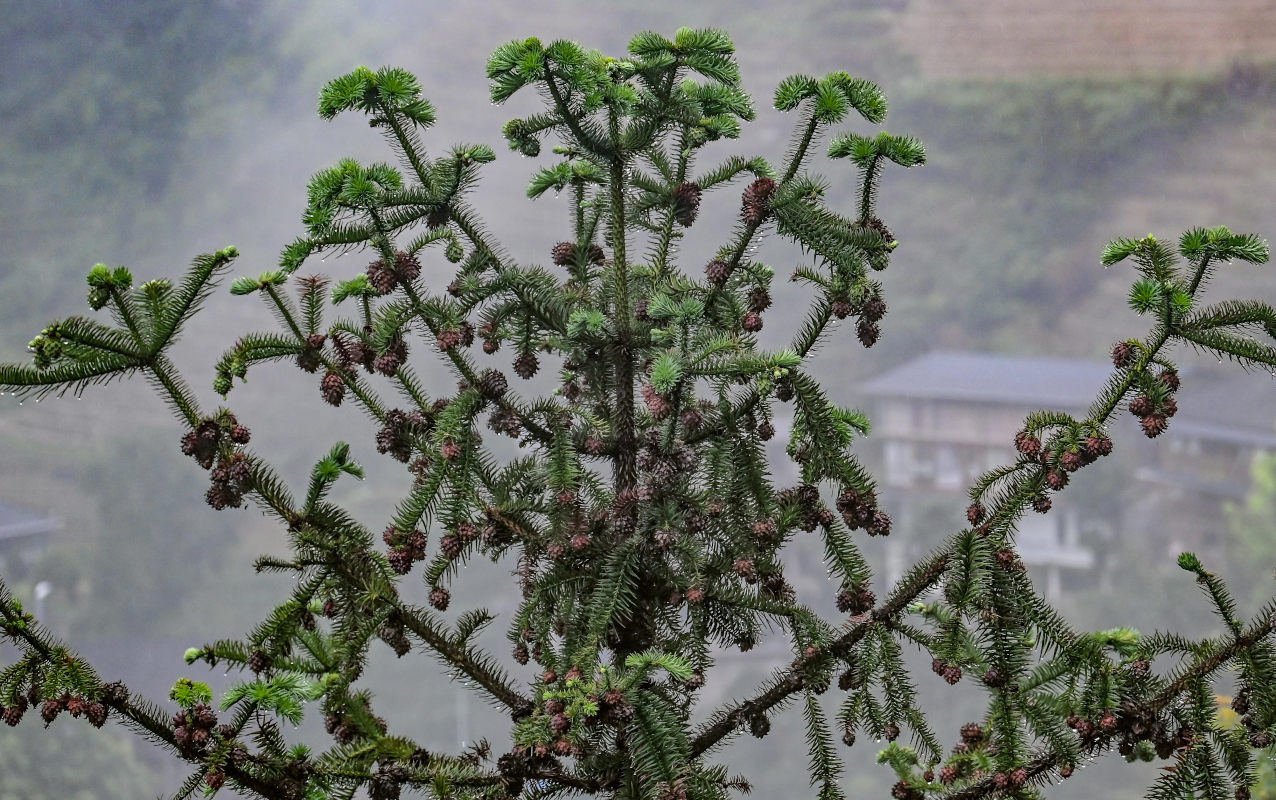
[1173, 368, 1276, 446]
[0, 502, 60, 542]
[860, 351, 1112, 409]
[861, 351, 1276, 444]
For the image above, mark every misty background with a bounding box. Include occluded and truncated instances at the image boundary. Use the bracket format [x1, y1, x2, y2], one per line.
[2, 1, 1276, 797]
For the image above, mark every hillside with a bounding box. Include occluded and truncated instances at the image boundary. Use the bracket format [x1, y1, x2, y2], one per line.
[896, 0, 1276, 79]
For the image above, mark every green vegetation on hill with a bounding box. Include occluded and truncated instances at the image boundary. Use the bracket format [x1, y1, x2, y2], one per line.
[0, 2, 274, 354]
[872, 69, 1276, 361]
[0, 718, 154, 799]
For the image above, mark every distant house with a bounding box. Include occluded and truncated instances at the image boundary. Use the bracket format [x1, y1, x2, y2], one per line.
[856, 351, 1276, 599]
[0, 502, 60, 578]
[860, 351, 1108, 599]
[1130, 369, 1276, 558]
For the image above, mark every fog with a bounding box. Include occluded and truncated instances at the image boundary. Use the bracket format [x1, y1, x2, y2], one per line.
[2, 1, 1275, 797]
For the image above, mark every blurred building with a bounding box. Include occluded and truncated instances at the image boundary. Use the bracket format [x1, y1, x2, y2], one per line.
[860, 352, 1104, 600]
[858, 351, 1276, 599]
[894, 0, 1276, 80]
[0, 501, 60, 578]
[1131, 368, 1276, 558]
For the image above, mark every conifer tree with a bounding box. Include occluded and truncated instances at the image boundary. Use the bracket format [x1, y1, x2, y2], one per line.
[4, 27, 1276, 800]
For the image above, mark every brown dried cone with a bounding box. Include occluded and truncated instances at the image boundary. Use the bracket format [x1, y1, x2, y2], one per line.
[65, 696, 88, 718]
[705, 258, 730, 286]
[1141, 413, 1169, 438]
[1111, 340, 1137, 368]
[856, 319, 880, 347]
[672, 182, 702, 227]
[381, 621, 411, 657]
[836, 488, 877, 531]
[741, 177, 777, 226]
[180, 419, 223, 470]
[747, 286, 772, 312]
[891, 781, 922, 800]
[40, 699, 61, 724]
[376, 409, 430, 463]
[100, 682, 129, 706]
[741, 311, 763, 332]
[867, 509, 892, 536]
[436, 328, 463, 352]
[836, 585, 876, 614]
[513, 351, 539, 379]
[862, 295, 887, 322]
[366, 259, 398, 295]
[2, 698, 27, 726]
[1046, 469, 1069, 490]
[247, 650, 271, 674]
[960, 722, 984, 743]
[751, 519, 778, 542]
[477, 368, 509, 399]
[82, 704, 107, 729]
[1129, 395, 1155, 417]
[392, 250, 420, 281]
[551, 241, 577, 266]
[296, 347, 322, 373]
[426, 207, 449, 228]
[1014, 430, 1042, 459]
[1158, 369, 1181, 391]
[865, 216, 894, 243]
[1061, 450, 1084, 472]
[429, 586, 451, 611]
[748, 712, 770, 738]
[830, 295, 853, 319]
[373, 351, 401, 376]
[320, 371, 346, 407]
[440, 532, 463, 559]
[641, 383, 672, 419]
[1032, 494, 1052, 513]
[1085, 435, 1113, 458]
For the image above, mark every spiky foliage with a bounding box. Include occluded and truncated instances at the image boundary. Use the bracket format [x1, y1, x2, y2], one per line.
[3, 28, 1276, 800]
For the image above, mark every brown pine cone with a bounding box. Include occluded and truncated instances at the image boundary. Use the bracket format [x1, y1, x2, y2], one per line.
[1111, 341, 1136, 368]
[672, 182, 702, 227]
[705, 259, 730, 286]
[741, 177, 777, 226]
[856, 319, 880, 347]
[320, 371, 346, 407]
[551, 242, 577, 266]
